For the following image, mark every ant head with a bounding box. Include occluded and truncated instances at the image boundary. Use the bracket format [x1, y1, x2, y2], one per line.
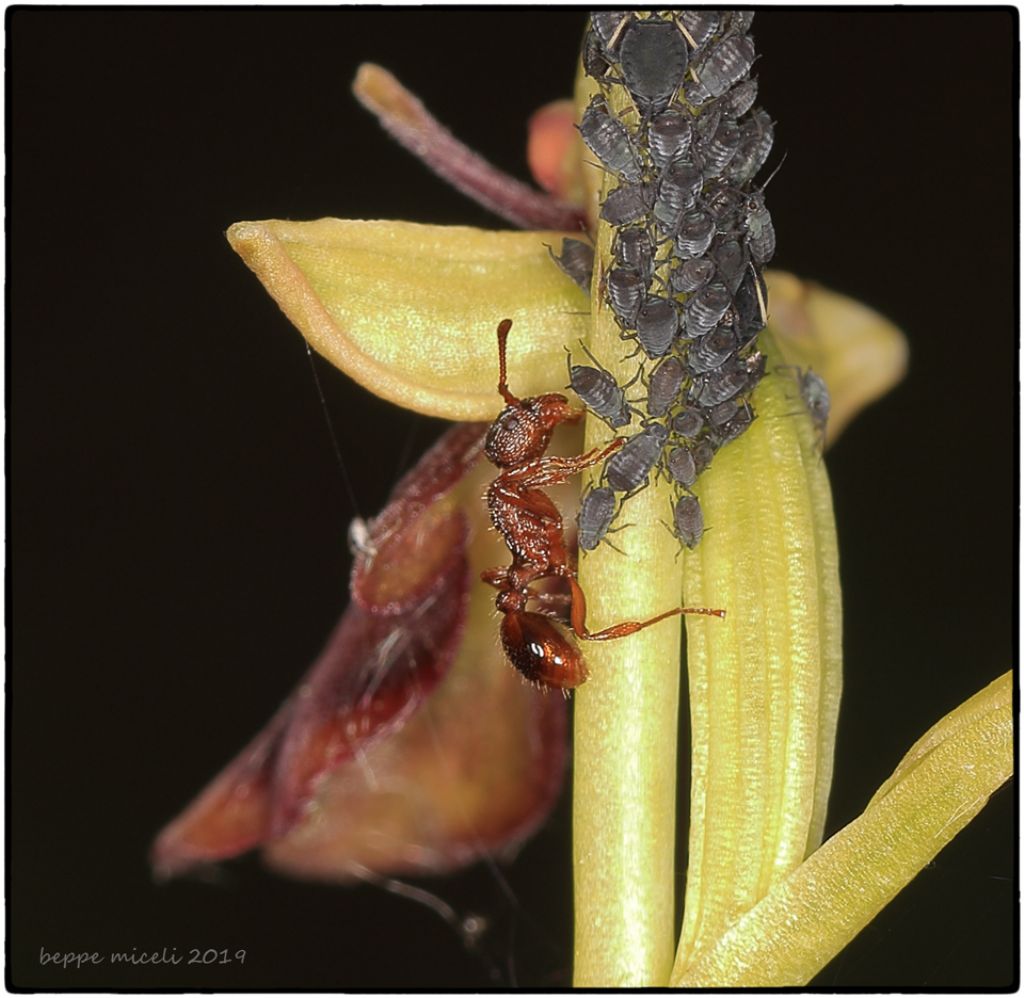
[484, 393, 578, 468]
[500, 610, 589, 690]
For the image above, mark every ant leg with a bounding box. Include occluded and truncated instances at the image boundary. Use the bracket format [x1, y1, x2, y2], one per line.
[502, 438, 625, 491]
[565, 577, 725, 642]
[480, 567, 509, 588]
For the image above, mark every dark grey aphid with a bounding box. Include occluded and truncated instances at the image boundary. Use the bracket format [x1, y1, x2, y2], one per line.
[732, 266, 768, 336]
[675, 209, 717, 260]
[566, 344, 633, 430]
[577, 486, 620, 552]
[710, 236, 749, 293]
[718, 78, 759, 119]
[712, 400, 755, 445]
[678, 10, 719, 51]
[698, 118, 742, 175]
[672, 256, 715, 294]
[721, 10, 756, 37]
[591, 11, 632, 54]
[684, 281, 732, 339]
[690, 354, 754, 406]
[744, 191, 776, 264]
[673, 494, 704, 549]
[708, 400, 739, 428]
[703, 179, 747, 225]
[687, 34, 756, 104]
[692, 439, 715, 474]
[688, 324, 738, 374]
[646, 355, 686, 418]
[648, 109, 693, 171]
[606, 265, 646, 328]
[727, 109, 774, 185]
[579, 98, 643, 183]
[618, 15, 689, 117]
[549, 238, 594, 294]
[666, 446, 697, 489]
[653, 159, 703, 231]
[673, 407, 705, 439]
[605, 422, 670, 493]
[635, 296, 679, 358]
[600, 181, 654, 226]
[583, 29, 612, 81]
[613, 227, 654, 285]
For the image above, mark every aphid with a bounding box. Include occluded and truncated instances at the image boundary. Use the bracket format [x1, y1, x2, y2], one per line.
[717, 78, 759, 119]
[648, 108, 693, 171]
[698, 117, 742, 175]
[672, 407, 705, 439]
[600, 180, 655, 226]
[617, 14, 689, 117]
[708, 399, 739, 428]
[576, 485, 620, 552]
[709, 235, 749, 293]
[732, 265, 768, 337]
[689, 352, 760, 406]
[744, 190, 776, 264]
[683, 281, 732, 339]
[582, 28, 612, 81]
[579, 97, 643, 183]
[613, 226, 654, 285]
[692, 439, 715, 474]
[674, 208, 716, 259]
[482, 319, 722, 690]
[703, 179, 747, 224]
[672, 494, 705, 549]
[653, 158, 703, 231]
[347, 516, 378, 562]
[727, 108, 775, 185]
[565, 342, 634, 430]
[666, 445, 697, 489]
[678, 10, 719, 51]
[711, 399, 755, 445]
[634, 295, 679, 358]
[591, 10, 632, 55]
[671, 256, 716, 294]
[687, 34, 756, 104]
[721, 10, 756, 37]
[646, 355, 686, 418]
[604, 421, 670, 494]
[606, 265, 646, 328]
[778, 366, 831, 446]
[688, 323, 738, 374]
[548, 238, 594, 294]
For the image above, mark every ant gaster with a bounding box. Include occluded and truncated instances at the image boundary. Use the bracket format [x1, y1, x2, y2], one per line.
[482, 319, 725, 691]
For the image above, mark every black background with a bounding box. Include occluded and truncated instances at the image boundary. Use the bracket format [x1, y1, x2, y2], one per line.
[9, 7, 1017, 991]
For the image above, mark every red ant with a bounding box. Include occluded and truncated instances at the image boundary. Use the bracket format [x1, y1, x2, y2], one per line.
[481, 318, 725, 691]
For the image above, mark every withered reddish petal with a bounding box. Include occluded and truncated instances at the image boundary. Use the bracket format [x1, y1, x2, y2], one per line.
[262, 579, 567, 882]
[151, 705, 291, 879]
[269, 554, 470, 837]
[352, 423, 486, 616]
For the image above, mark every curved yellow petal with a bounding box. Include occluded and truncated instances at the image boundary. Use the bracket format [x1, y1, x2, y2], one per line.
[227, 219, 588, 420]
[766, 271, 908, 446]
[672, 672, 1013, 987]
[672, 332, 842, 977]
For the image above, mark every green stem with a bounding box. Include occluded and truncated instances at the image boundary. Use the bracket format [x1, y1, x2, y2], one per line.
[572, 199, 683, 985]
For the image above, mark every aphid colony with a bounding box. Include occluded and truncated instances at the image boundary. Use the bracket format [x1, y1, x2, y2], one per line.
[557, 9, 777, 552]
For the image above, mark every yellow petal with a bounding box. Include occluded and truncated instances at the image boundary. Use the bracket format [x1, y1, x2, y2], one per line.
[227, 219, 587, 420]
[766, 271, 908, 446]
[672, 331, 843, 977]
[671, 672, 1012, 987]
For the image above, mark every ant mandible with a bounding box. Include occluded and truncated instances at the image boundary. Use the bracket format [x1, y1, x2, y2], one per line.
[481, 318, 724, 691]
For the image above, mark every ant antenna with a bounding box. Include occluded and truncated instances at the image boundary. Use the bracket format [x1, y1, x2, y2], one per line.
[496, 319, 520, 407]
